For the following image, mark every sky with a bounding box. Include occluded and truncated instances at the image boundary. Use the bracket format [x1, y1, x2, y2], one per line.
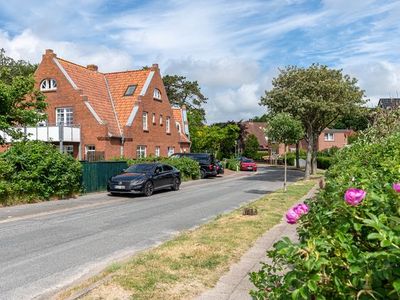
[1, 0, 399, 123]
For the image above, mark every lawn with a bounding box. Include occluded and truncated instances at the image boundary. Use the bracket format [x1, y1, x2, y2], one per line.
[57, 177, 320, 300]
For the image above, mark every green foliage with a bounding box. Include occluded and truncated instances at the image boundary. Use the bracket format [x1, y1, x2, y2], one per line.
[126, 156, 200, 181]
[224, 158, 240, 171]
[250, 130, 400, 299]
[243, 134, 259, 159]
[316, 156, 332, 169]
[331, 108, 372, 131]
[0, 141, 82, 205]
[265, 113, 304, 145]
[0, 49, 47, 144]
[260, 64, 365, 177]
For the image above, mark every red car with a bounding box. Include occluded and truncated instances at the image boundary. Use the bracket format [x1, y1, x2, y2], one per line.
[240, 158, 257, 171]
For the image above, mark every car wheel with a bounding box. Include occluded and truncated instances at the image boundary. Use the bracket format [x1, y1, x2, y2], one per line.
[110, 192, 118, 196]
[171, 178, 181, 191]
[200, 169, 206, 179]
[143, 181, 154, 197]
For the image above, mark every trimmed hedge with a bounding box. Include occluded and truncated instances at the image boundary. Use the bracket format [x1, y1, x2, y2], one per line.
[224, 158, 240, 171]
[127, 156, 200, 181]
[0, 141, 82, 205]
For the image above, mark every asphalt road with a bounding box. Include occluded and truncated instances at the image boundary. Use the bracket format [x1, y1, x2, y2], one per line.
[0, 167, 303, 300]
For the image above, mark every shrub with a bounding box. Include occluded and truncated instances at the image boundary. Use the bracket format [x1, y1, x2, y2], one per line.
[316, 156, 331, 169]
[0, 141, 82, 205]
[225, 158, 240, 171]
[250, 131, 400, 299]
[127, 156, 200, 181]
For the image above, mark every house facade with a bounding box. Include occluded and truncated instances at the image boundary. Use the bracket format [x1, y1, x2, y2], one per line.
[1, 49, 190, 160]
[378, 98, 400, 110]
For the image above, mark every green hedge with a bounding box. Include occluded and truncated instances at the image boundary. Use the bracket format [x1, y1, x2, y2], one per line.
[224, 158, 240, 171]
[127, 156, 200, 181]
[0, 141, 82, 205]
[250, 131, 400, 299]
[316, 156, 332, 169]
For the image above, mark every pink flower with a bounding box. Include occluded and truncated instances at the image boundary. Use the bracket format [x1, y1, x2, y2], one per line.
[294, 203, 309, 215]
[286, 208, 300, 224]
[393, 183, 400, 193]
[344, 188, 366, 206]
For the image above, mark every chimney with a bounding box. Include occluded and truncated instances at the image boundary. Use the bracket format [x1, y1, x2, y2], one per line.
[151, 63, 159, 71]
[43, 49, 56, 59]
[87, 64, 98, 71]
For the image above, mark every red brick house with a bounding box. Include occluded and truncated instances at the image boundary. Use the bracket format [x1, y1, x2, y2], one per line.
[1, 49, 190, 160]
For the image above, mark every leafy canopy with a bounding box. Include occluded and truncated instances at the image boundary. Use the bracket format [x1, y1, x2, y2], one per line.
[0, 49, 46, 144]
[265, 113, 303, 145]
[243, 134, 259, 159]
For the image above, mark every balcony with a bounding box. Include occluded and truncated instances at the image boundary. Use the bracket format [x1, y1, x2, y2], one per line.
[0, 124, 81, 143]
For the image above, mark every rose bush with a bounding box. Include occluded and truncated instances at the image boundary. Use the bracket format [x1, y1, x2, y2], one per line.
[250, 130, 400, 299]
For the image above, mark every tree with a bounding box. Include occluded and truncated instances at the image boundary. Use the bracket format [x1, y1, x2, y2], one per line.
[163, 74, 208, 151]
[243, 134, 259, 159]
[260, 64, 365, 179]
[265, 113, 303, 191]
[331, 107, 372, 131]
[0, 49, 46, 144]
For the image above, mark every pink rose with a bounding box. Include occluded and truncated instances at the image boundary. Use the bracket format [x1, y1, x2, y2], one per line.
[393, 183, 400, 193]
[344, 188, 366, 206]
[294, 203, 309, 215]
[286, 208, 300, 224]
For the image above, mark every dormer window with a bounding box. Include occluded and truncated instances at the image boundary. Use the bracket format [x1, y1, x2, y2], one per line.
[124, 85, 137, 96]
[153, 88, 162, 100]
[40, 79, 57, 91]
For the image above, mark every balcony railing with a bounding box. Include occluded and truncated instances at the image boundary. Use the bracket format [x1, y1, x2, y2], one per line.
[0, 124, 81, 143]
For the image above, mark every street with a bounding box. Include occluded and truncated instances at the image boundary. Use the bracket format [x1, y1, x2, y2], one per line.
[0, 167, 303, 299]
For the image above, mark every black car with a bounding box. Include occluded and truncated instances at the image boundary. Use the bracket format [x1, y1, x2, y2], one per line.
[107, 163, 181, 196]
[170, 153, 217, 179]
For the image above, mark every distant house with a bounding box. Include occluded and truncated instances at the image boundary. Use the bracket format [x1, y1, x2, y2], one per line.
[378, 98, 400, 110]
[240, 121, 269, 151]
[0, 49, 190, 160]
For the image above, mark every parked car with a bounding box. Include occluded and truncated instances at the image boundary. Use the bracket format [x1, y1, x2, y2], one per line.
[240, 157, 257, 171]
[216, 160, 224, 174]
[107, 163, 181, 196]
[170, 153, 217, 179]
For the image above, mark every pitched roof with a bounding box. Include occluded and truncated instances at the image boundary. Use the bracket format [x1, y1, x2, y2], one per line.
[57, 58, 121, 136]
[242, 121, 268, 149]
[378, 98, 400, 109]
[171, 107, 190, 143]
[104, 70, 150, 126]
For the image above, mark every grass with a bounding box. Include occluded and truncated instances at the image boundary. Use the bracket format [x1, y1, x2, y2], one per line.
[57, 177, 320, 300]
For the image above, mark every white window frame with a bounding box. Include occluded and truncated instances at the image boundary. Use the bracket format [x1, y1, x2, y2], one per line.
[40, 78, 57, 91]
[56, 107, 74, 126]
[143, 112, 148, 131]
[153, 88, 162, 100]
[324, 133, 334, 141]
[159, 114, 163, 126]
[155, 146, 160, 157]
[166, 117, 171, 133]
[167, 146, 175, 157]
[152, 113, 156, 124]
[136, 145, 147, 158]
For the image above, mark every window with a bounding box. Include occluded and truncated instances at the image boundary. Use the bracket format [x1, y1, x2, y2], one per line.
[124, 85, 137, 96]
[136, 145, 147, 158]
[166, 117, 171, 133]
[40, 78, 57, 91]
[176, 122, 181, 133]
[153, 88, 162, 100]
[155, 146, 160, 157]
[162, 165, 173, 172]
[152, 113, 156, 124]
[57, 145, 73, 156]
[143, 112, 148, 131]
[167, 146, 175, 157]
[324, 133, 334, 141]
[56, 107, 73, 126]
[159, 114, 163, 126]
[85, 145, 95, 160]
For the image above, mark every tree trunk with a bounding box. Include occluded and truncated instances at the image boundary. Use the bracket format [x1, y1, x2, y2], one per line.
[311, 134, 318, 175]
[295, 142, 300, 168]
[284, 144, 287, 192]
[304, 132, 313, 179]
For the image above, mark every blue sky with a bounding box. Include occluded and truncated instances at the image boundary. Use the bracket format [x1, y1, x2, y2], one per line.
[1, 0, 399, 123]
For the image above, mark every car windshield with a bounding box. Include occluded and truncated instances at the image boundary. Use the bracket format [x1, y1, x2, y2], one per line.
[125, 164, 155, 173]
[242, 158, 254, 163]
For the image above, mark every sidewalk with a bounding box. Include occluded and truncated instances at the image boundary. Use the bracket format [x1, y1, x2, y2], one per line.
[195, 185, 318, 300]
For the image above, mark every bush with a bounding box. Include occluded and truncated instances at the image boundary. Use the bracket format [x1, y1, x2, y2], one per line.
[127, 156, 200, 181]
[316, 156, 331, 169]
[250, 131, 400, 299]
[225, 158, 240, 171]
[0, 141, 82, 205]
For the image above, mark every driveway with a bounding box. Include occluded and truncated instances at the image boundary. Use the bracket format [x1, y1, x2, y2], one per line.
[0, 167, 303, 299]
